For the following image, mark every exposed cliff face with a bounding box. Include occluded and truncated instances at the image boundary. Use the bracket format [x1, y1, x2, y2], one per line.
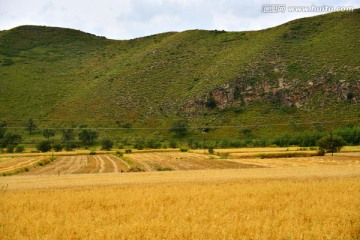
[182, 71, 360, 113]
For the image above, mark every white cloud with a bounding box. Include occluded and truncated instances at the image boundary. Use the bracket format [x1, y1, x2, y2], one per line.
[0, 0, 358, 39]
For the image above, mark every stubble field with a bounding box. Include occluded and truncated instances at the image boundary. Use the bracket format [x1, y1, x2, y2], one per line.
[1, 150, 360, 239]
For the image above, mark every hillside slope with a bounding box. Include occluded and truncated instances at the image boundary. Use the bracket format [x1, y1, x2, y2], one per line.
[0, 10, 359, 141]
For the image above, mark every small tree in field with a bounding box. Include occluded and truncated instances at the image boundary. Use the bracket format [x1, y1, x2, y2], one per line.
[26, 118, 37, 135]
[169, 120, 189, 138]
[0, 121, 7, 139]
[61, 129, 75, 142]
[101, 139, 114, 151]
[316, 134, 345, 156]
[78, 129, 99, 146]
[42, 129, 56, 140]
[36, 140, 52, 152]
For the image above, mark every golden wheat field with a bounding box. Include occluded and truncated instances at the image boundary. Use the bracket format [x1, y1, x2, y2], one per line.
[1, 151, 360, 239]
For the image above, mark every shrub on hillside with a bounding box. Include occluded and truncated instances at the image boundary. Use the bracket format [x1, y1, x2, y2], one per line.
[101, 139, 114, 151]
[15, 145, 25, 153]
[53, 143, 63, 152]
[36, 140, 52, 152]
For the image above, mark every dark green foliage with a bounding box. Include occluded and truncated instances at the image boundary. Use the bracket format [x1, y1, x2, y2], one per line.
[0, 121, 7, 139]
[125, 149, 132, 154]
[25, 118, 37, 135]
[42, 128, 56, 139]
[1, 58, 14, 66]
[134, 138, 145, 150]
[146, 139, 161, 149]
[64, 142, 76, 151]
[36, 140, 52, 152]
[89, 151, 96, 155]
[78, 129, 99, 146]
[1, 133, 22, 148]
[240, 128, 252, 137]
[273, 131, 325, 147]
[206, 95, 217, 109]
[169, 120, 189, 138]
[333, 126, 360, 145]
[208, 147, 214, 154]
[53, 143, 63, 152]
[316, 134, 346, 155]
[6, 144, 16, 153]
[346, 92, 354, 103]
[15, 145, 25, 153]
[101, 139, 114, 150]
[61, 129, 76, 142]
[169, 140, 177, 148]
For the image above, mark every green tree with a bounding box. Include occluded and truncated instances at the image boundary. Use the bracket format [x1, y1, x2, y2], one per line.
[53, 143, 63, 152]
[36, 140, 52, 152]
[0, 121, 7, 139]
[61, 129, 75, 142]
[26, 118, 37, 135]
[78, 129, 99, 146]
[206, 95, 217, 109]
[101, 139, 114, 151]
[1, 133, 22, 149]
[169, 120, 189, 138]
[42, 128, 56, 140]
[316, 134, 345, 156]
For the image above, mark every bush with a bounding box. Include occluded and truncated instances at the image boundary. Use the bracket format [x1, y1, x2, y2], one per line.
[208, 147, 214, 154]
[180, 147, 189, 152]
[89, 151, 96, 155]
[316, 135, 345, 155]
[169, 120, 189, 137]
[125, 149, 132, 154]
[53, 143, 63, 152]
[101, 139, 114, 151]
[169, 140, 177, 148]
[146, 139, 161, 149]
[15, 145, 25, 153]
[6, 144, 16, 153]
[36, 140, 52, 152]
[64, 142, 76, 151]
[134, 139, 144, 150]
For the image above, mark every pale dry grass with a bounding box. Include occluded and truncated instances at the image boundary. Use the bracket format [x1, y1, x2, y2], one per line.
[0, 175, 359, 239]
[0, 156, 49, 175]
[18, 155, 128, 175]
[125, 152, 260, 171]
[227, 154, 360, 168]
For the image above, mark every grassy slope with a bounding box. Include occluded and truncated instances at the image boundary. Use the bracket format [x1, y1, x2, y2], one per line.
[0, 10, 359, 142]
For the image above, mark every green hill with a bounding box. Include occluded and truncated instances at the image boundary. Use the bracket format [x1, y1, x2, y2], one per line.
[1, 10, 359, 146]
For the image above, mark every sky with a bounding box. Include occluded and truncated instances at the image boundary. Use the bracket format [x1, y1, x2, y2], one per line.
[0, 0, 359, 40]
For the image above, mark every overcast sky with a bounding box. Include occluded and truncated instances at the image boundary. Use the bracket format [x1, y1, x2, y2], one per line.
[0, 0, 358, 40]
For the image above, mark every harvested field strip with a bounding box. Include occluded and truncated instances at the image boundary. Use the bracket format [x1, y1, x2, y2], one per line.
[105, 156, 118, 173]
[0, 157, 48, 174]
[125, 152, 262, 171]
[226, 155, 360, 168]
[22, 156, 71, 175]
[107, 155, 130, 172]
[82, 156, 100, 174]
[97, 156, 106, 173]
[227, 151, 317, 159]
[62, 156, 87, 174]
